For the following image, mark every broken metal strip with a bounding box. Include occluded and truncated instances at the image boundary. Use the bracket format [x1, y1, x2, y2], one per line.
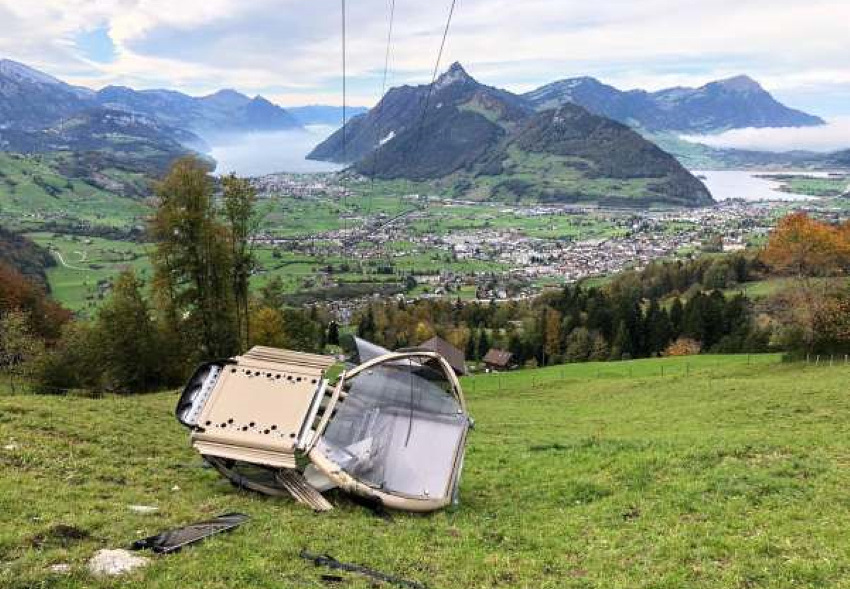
[297, 379, 328, 450]
[300, 551, 426, 589]
[305, 370, 347, 453]
[132, 513, 250, 554]
[275, 470, 334, 512]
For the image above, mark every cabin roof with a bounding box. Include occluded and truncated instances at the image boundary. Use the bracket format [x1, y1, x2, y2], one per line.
[483, 348, 513, 367]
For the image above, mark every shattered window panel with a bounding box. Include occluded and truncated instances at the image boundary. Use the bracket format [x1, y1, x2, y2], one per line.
[320, 358, 467, 500]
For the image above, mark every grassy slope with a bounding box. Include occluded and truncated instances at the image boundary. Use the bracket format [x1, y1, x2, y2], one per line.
[0, 153, 150, 230]
[4, 354, 850, 588]
[25, 233, 152, 313]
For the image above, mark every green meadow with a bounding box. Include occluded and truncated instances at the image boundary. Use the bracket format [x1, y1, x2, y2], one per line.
[3, 354, 850, 588]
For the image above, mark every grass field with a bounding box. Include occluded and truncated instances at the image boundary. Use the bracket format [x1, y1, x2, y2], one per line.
[25, 233, 152, 312]
[3, 354, 850, 588]
[774, 176, 849, 198]
[0, 153, 151, 230]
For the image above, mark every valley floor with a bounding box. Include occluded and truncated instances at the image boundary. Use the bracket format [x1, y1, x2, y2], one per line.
[2, 354, 850, 588]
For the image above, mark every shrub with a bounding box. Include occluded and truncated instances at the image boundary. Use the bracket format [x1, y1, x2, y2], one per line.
[665, 337, 702, 357]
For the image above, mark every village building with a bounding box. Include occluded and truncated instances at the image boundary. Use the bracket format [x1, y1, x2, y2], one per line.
[482, 349, 515, 372]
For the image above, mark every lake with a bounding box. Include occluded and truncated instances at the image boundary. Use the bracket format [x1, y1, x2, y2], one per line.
[209, 125, 343, 176]
[693, 170, 824, 202]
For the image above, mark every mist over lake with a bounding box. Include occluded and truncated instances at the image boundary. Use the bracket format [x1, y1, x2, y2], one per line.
[208, 125, 344, 176]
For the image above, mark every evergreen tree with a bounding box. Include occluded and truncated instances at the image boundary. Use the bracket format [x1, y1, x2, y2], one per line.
[477, 329, 491, 360]
[465, 331, 476, 362]
[611, 320, 629, 360]
[645, 298, 673, 355]
[357, 306, 376, 341]
[669, 297, 684, 337]
[327, 321, 340, 346]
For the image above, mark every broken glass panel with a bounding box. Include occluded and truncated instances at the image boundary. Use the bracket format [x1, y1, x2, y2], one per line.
[319, 356, 468, 501]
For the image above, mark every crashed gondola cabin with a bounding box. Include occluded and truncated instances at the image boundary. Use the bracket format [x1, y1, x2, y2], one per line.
[175, 339, 472, 512]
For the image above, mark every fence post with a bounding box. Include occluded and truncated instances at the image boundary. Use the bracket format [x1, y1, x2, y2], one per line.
[816, 355, 820, 366]
[830, 355, 834, 367]
[661, 365, 664, 377]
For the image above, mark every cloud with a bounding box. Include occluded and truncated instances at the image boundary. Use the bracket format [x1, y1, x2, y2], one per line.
[0, 0, 848, 113]
[681, 118, 850, 153]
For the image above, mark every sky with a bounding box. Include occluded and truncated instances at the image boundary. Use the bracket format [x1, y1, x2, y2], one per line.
[1, 0, 849, 118]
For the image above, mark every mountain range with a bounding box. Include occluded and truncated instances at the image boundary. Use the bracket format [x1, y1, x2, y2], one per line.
[0, 59, 302, 139]
[0, 58, 843, 207]
[310, 63, 713, 207]
[523, 75, 824, 133]
[0, 59, 369, 182]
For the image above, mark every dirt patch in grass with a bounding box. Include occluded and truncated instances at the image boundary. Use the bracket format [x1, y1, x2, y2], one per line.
[28, 525, 92, 549]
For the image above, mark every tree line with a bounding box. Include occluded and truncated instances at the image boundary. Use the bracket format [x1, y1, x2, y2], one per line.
[357, 212, 850, 364]
[356, 260, 767, 367]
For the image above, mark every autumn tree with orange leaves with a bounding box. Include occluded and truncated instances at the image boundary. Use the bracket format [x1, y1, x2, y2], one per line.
[763, 213, 850, 354]
[762, 213, 850, 279]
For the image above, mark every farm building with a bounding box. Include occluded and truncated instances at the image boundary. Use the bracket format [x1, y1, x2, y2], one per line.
[483, 349, 515, 372]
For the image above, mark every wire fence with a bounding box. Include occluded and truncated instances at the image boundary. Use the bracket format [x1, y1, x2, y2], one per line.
[1, 375, 110, 399]
[461, 354, 850, 395]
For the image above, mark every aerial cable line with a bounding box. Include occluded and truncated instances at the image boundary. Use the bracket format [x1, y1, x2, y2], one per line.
[341, 0, 348, 240]
[402, 0, 458, 281]
[410, 0, 458, 162]
[367, 0, 397, 218]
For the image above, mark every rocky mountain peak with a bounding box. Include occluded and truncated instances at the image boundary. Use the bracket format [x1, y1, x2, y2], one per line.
[434, 62, 474, 90]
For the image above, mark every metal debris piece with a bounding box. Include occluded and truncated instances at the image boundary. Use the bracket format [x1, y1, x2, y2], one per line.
[175, 340, 472, 513]
[275, 469, 334, 512]
[131, 513, 249, 554]
[300, 551, 426, 589]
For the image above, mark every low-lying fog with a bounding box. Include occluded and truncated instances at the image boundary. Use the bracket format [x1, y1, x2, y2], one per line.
[681, 117, 850, 153]
[208, 125, 343, 177]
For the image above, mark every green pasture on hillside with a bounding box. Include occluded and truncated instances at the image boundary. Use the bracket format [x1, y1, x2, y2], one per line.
[3, 354, 850, 587]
